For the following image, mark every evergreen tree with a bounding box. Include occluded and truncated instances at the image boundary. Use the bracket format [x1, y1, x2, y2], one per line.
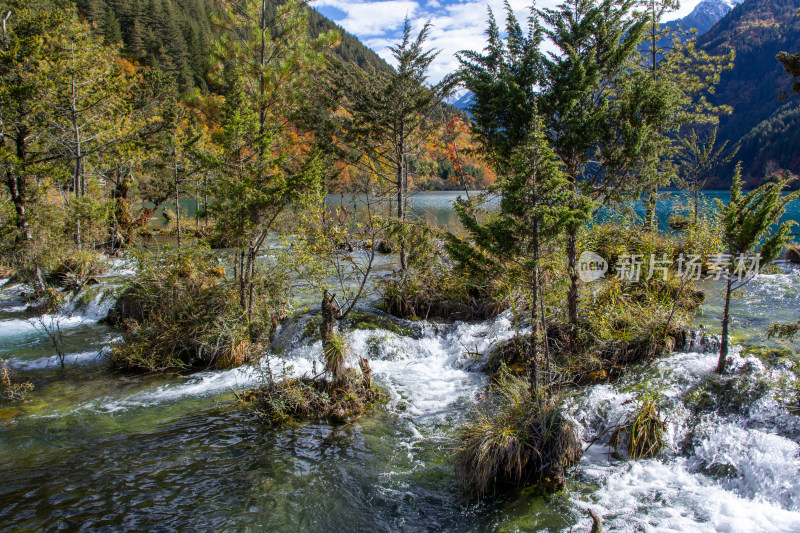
[461, 0, 678, 343]
[208, 0, 335, 321]
[0, 0, 65, 291]
[447, 117, 590, 394]
[777, 8, 800, 98]
[715, 165, 799, 372]
[47, 11, 135, 249]
[637, 0, 734, 229]
[331, 18, 455, 271]
[777, 50, 800, 96]
[675, 126, 738, 224]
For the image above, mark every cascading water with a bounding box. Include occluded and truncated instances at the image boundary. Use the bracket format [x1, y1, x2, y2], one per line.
[1, 261, 799, 531]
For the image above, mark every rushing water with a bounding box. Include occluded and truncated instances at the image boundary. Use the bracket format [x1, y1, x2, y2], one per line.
[2, 222, 800, 530]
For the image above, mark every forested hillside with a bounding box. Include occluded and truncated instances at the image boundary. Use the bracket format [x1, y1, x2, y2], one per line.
[697, 0, 800, 183]
[75, 0, 393, 93]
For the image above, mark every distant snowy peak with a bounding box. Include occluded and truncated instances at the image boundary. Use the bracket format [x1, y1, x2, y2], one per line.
[445, 88, 475, 112]
[671, 0, 746, 34]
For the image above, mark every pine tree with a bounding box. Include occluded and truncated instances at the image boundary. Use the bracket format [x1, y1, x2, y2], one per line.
[0, 0, 64, 291]
[47, 11, 133, 249]
[715, 165, 799, 372]
[461, 0, 678, 344]
[777, 8, 800, 98]
[675, 126, 738, 225]
[447, 117, 590, 394]
[331, 18, 455, 271]
[209, 0, 336, 321]
[777, 51, 800, 96]
[637, 0, 734, 230]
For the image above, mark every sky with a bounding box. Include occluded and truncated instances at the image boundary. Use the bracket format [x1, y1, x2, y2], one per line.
[312, 0, 706, 83]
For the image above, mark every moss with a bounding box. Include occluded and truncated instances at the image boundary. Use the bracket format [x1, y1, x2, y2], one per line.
[685, 374, 771, 416]
[346, 311, 414, 337]
[742, 345, 794, 364]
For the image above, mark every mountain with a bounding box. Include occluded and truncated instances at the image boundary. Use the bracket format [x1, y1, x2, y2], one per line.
[445, 88, 475, 111]
[74, 0, 393, 93]
[667, 0, 745, 34]
[696, 0, 800, 184]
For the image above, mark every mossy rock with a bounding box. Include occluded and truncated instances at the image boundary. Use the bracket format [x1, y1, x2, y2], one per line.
[346, 311, 415, 337]
[483, 335, 530, 376]
[786, 244, 800, 264]
[685, 374, 770, 416]
[742, 345, 794, 364]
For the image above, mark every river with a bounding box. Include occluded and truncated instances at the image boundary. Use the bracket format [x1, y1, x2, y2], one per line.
[1, 194, 800, 531]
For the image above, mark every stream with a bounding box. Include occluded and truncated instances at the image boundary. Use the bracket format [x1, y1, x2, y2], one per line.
[1, 258, 799, 531]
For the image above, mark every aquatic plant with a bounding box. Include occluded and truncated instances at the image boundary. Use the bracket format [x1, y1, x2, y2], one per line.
[244, 367, 383, 425]
[0, 358, 32, 404]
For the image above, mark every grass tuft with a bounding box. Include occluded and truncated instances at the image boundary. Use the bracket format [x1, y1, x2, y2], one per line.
[612, 394, 666, 460]
[454, 371, 581, 499]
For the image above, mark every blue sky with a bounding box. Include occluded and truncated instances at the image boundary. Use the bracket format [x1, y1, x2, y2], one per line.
[313, 0, 705, 82]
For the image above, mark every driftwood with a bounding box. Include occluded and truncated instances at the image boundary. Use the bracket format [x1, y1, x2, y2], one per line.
[359, 357, 372, 389]
[588, 509, 603, 533]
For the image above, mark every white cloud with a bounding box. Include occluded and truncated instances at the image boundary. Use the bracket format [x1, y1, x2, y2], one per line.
[315, 0, 420, 36]
[316, 0, 706, 82]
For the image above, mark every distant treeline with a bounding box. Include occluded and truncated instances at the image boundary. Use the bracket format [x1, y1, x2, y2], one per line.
[73, 0, 393, 93]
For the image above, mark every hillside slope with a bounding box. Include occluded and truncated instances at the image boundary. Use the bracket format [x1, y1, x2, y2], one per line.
[697, 0, 800, 183]
[75, 0, 393, 93]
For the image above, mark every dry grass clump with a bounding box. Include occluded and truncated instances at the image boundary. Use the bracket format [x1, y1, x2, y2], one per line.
[382, 224, 517, 321]
[244, 368, 383, 425]
[484, 278, 691, 387]
[612, 394, 666, 460]
[109, 245, 285, 372]
[383, 271, 512, 321]
[1, 358, 32, 404]
[454, 372, 581, 498]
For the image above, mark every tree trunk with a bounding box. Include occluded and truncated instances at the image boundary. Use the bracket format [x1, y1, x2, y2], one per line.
[397, 154, 408, 272]
[529, 220, 540, 396]
[646, 192, 657, 231]
[321, 290, 343, 379]
[6, 167, 32, 243]
[716, 274, 733, 373]
[175, 161, 181, 251]
[566, 225, 579, 347]
[195, 179, 200, 233]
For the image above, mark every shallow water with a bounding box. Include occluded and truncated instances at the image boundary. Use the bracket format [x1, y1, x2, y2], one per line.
[1, 261, 799, 531]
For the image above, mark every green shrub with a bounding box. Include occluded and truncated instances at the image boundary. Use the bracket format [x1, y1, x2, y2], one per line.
[580, 221, 677, 278]
[383, 227, 517, 321]
[48, 249, 108, 290]
[109, 244, 285, 372]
